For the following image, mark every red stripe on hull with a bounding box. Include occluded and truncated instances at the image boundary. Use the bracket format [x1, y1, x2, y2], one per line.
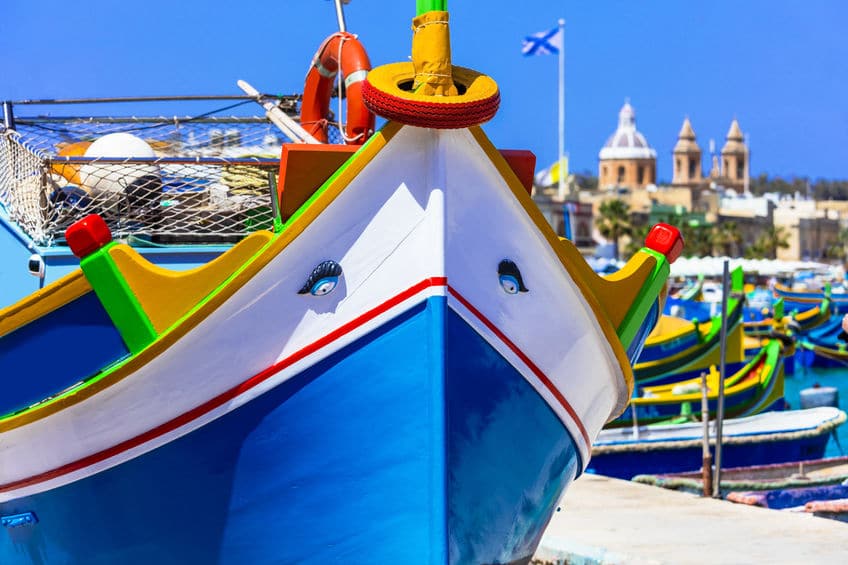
[1, 276, 589, 493]
[447, 286, 592, 447]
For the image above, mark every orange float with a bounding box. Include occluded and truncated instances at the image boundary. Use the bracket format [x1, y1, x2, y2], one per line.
[300, 32, 375, 145]
[51, 141, 92, 184]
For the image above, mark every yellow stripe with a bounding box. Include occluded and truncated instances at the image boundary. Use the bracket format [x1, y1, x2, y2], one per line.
[644, 315, 705, 344]
[635, 322, 746, 373]
[0, 271, 92, 336]
[109, 231, 273, 334]
[0, 123, 401, 432]
[469, 126, 634, 409]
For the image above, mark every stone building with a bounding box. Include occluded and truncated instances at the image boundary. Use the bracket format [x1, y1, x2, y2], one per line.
[598, 101, 657, 190]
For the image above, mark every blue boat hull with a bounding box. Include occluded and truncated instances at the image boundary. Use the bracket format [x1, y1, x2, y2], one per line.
[587, 433, 832, 480]
[0, 297, 580, 564]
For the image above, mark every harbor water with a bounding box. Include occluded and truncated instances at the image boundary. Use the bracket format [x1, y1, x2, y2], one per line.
[785, 362, 848, 457]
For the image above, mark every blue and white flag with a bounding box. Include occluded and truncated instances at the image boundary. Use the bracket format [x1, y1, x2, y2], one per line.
[522, 26, 563, 56]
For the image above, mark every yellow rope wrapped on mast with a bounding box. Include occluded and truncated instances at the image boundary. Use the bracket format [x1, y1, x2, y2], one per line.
[411, 11, 458, 96]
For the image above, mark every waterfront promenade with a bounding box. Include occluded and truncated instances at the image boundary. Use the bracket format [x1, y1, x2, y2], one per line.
[534, 473, 847, 564]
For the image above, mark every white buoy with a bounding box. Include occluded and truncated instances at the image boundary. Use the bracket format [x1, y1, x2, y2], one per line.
[800, 386, 839, 409]
[80, 133, 159, 196]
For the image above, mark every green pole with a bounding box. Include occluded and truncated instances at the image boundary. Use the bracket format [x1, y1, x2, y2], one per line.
[417, 0, 446, 15]
[80, 243, 157, 354]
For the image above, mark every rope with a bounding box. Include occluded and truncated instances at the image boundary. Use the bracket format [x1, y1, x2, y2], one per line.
[635, 472, 848, 493]
[22, 100, 256, 136]
[413, 19, 450, 31]
[334, 33, 365, 144]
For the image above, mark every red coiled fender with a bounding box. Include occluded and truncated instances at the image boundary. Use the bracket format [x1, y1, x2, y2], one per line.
[300, 32, 375, 145]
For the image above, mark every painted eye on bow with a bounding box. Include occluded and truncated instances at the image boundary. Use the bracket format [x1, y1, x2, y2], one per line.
[499, 274, 520, 295]
[298, 260, 343, 296]
[310, 277, 338, 296]
[497, 259, 528, 295]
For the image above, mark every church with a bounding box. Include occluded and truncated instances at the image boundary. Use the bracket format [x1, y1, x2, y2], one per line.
[597, 101, 749, 193]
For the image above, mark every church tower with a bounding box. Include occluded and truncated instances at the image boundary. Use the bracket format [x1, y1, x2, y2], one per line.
[721, 119, 748, 191]
[672, 117, 702, 187]
[598, 101, 657, 190]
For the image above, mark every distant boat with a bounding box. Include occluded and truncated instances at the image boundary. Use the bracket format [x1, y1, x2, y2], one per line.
[611, 339, 785, 429]
[744, 296, 830, 338]
[798, 313, 848, 368]
[774, 282, 848, 309]
[633, 267, 747, 386]
[589, 407, 845, 479]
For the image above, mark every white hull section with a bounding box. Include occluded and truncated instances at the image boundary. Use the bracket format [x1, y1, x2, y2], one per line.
[595, 406, 846, 448]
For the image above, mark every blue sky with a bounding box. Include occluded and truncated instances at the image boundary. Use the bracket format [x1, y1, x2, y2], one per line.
[3, 0, 846, 180]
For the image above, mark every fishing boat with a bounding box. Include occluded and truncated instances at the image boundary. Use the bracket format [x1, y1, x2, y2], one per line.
[797, 313, 848, 368]
[590, 406, 846, 480]
[634, 455, 848, 495]
[611, 338, 785, 428]
[0, 4, 681, 563]
[671, 274, 704, 301]
[742, 298, 797, 373]
[774, 281, 848, 312]
[633, 267, 746, 386]
[744, 297, 830, 338]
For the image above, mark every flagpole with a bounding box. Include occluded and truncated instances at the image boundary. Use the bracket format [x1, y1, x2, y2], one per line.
[557, 18, 566, 201]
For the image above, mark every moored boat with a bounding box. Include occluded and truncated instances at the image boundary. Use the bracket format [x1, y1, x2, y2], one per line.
[590, 407, 846, 480]
[798, 313, 848, 368]
[612, 338, 785, 428]
[774, 281, 848, 311]
[0, 4, 681, 563]
[633, 267, 746, 386]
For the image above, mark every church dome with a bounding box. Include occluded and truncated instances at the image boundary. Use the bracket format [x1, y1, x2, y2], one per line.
[599, 101, 657, 160]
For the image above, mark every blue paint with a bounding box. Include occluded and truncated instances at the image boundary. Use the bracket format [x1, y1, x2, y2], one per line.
[634, 360, 747, 388]
[0, 291, 129, 416]
[446, 308, 578, 564]
[0, 297, 580, 564]
[0, 210, 42, 306]
[635, 325, 700, 363]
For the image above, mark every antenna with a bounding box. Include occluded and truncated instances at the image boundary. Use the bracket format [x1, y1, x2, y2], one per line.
[334, 0, 348, 33]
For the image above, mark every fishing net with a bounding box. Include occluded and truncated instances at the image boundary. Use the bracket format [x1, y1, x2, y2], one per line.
[0, 99, 344, 246]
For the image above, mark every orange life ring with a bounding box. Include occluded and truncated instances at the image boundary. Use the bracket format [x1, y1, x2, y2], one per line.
[300, 32, 375, 145]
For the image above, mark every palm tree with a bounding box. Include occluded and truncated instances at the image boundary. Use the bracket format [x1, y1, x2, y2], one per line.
[681, 223, 713, 257]
[595, 199, 633, 261]
[712, 221, 742, 257]
[837, 227, 848, 263]
[745, 225, 790, 259]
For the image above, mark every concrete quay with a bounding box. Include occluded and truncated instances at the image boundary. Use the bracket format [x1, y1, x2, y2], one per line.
[534, 473, 848, 564]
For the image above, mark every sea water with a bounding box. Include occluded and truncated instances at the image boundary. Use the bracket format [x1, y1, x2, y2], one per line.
[784, 363, 848, 458]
